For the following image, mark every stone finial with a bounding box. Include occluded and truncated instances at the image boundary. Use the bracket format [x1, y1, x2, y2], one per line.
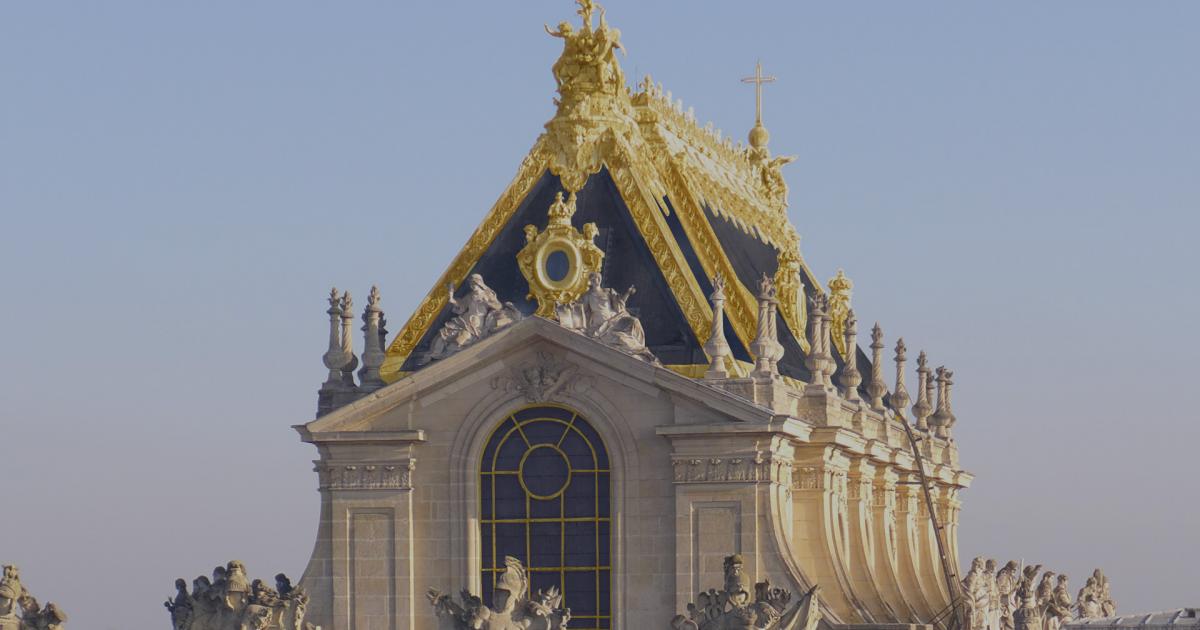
[805, 293, 827, 386]
[866, 323, 887, 411]
[932, 366, 956, 438]
[750, 274, 784, 377]
[838, 310, 862, 401]
[358, 285, 386, 392]
[321, 288, 344, 390]
[890, 338, 911, 417]
[338, 291, 359, 390]
[912, 351, 932, 431]
[827, 269, 853, 356]
[704, 273, 732, 379]
[819, 296, 837, 384]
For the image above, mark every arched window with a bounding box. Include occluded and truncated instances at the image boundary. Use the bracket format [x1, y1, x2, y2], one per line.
[480, 405, 611, 629]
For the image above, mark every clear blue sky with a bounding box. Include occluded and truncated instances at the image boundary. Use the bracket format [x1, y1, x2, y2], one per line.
[2, 2, 1197, 628]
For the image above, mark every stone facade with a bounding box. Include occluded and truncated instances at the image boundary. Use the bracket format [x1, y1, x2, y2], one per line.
[294, 318, 971, 629]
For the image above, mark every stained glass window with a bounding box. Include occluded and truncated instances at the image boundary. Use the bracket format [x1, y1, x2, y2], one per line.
[480, 405, 612, 629]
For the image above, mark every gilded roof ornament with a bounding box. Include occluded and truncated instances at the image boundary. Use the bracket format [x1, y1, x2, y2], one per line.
[827, 269, 853, 357]
[543, 0, 633, 192]
[517, 191, 605, 318]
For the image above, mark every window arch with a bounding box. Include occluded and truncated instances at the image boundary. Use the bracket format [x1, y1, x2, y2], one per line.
[480, 405, 611, 629]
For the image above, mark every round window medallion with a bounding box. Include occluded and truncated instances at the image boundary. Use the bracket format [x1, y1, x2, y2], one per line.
[518, 444, 571, 500]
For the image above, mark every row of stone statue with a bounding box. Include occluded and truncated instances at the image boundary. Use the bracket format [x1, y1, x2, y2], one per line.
[164, 562, 315, 630]
[0, 565, 66, 630]
[422, 271, 659, 365]
[962, 558, 1117, 630]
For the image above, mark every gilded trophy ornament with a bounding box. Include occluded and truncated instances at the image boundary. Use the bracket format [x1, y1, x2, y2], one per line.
[517, 191, 605, 318]
[827, 269, 853, 357]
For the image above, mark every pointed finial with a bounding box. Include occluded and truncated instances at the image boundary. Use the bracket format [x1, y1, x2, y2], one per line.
[321, 287, 345, 389]
[890, 338, 911, 417]
[912, 351, 931, 431]
[338, 291, 359, 389]
[704, 273, 732, 379]
[741, 60, 777, 149]
[359, 285, 386, 392]
[932, 366, 956, 438]
[838, 309, 862, 401]
[867, 323, 888, 411]
[751, 274, 783, 377]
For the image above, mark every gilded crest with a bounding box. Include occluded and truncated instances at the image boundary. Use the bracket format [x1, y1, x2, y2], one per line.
[517, 191, 605, 318]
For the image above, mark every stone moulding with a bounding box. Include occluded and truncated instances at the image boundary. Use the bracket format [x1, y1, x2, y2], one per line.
[314, 459, 416, 491]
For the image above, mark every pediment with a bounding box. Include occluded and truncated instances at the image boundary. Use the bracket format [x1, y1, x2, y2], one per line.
[304, 317, 779, 436]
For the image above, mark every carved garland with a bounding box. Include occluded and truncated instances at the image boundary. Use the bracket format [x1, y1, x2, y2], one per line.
[670, 455, 792, 485]
[316, 460, 416, 491]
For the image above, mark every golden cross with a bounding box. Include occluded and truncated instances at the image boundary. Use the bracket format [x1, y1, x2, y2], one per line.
[741, 60, 777, 126]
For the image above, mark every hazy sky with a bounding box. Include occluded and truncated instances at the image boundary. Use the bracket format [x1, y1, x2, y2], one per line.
[2, 2, 1198, 628]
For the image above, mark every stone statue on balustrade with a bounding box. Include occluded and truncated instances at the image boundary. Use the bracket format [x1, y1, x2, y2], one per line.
[996, 561, 1020, 630]
[0, 564, 68, 630]
[420, 274, 523, 365]
[557, 271, 659, 364]
[670, 554, 821, 630]
[165, 561, 313, 630]
[1045, 574, 1073, 630]
[985, 559, 1001, 630]
[427, 556, 570, 630]
[962, 557, 991, 630]
[1013, 565, 1043, 630]
[1074, 569, 1116, 620]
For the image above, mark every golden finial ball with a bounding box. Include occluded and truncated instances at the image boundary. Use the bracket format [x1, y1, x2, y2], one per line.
[748, 123, 769, 149]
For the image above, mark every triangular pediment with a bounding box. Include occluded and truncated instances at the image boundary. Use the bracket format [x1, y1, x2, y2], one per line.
[311, 317, 779, 436]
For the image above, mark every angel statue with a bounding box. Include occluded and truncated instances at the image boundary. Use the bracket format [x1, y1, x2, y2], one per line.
[556, 272, 659, 364]
[420, 274, 523, 365]
[427, 556, 570, 630]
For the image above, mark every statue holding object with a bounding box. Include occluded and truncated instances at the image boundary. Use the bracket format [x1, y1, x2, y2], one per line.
[557, 271, 659, 364]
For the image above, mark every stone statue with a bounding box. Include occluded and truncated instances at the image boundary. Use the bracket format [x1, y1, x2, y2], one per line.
[1045, 574, 1073, 630]
[985, 559, 1001, 630]
[0, 564, 67, 630]
[1093, 569, 1116, 618]
[1013, 565, 1043, 630]
[962, 558, 990, 630]
[1075, 577, 1102, 620]
[996, 561, 1020, 630]
[421, 274, 523, 365]
[1036, 572, 1056, 630]
[670, 554, 821, 630]
[556, 271, 659, 363]
[166, 562, 311, 630]
[0, 566, 21, 625]
[427, 556, 570, 630]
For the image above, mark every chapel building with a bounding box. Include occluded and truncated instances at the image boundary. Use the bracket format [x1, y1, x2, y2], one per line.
[296, 3, 972, 629]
